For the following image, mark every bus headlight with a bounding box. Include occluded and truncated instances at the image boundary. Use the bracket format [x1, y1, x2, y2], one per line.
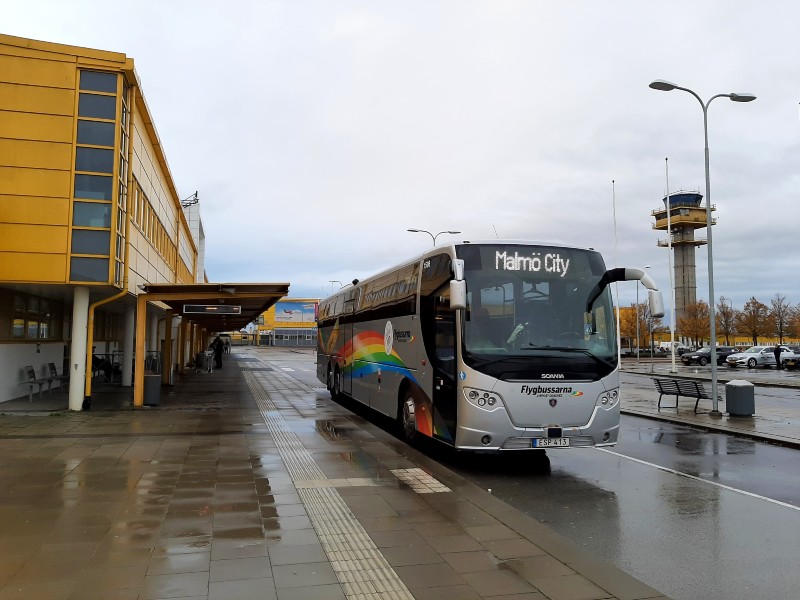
[596, 388, 619, 410]
[464, 387, 503, 411]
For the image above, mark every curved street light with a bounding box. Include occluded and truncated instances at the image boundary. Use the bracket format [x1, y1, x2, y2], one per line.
[649, 79, 756, 415]
[636, 265, 651, 362]
[407, 228, 461, 245]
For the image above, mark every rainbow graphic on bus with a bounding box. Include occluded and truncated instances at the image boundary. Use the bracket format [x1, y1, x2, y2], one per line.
[320, 327, 452, 442]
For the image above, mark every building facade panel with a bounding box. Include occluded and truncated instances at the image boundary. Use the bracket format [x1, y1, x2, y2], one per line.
[0, 111, 74, 143]
[0, 223, 68, 253]
[0, 166, 71, 198]
[0, 195, 70, 225]
[0, 138, 72, 170]
[0, 82, 75, 115]
[0, 252, 67, 282]
[0, 52, 76, 88]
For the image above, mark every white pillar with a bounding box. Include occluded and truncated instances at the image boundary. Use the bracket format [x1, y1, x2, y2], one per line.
[68, 287, 90, 411]
[121, 304, 135, 386]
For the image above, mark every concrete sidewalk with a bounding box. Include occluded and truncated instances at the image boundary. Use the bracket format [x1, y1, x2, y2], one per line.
[0, 349, 669, 600]
[620, 360, 800, 449]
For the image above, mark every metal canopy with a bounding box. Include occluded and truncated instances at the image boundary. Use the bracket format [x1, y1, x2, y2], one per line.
[141, 282, 290, 332]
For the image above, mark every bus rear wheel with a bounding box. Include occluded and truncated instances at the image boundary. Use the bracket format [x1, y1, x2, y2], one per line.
[399, 390, 417, 442]
[332, 367, 341, 400]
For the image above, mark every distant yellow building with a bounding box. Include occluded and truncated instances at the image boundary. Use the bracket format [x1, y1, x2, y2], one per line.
[0, 34, 205, 407]
[252, 298, 319, 347]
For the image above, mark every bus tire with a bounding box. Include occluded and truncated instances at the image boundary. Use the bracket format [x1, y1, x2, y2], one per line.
[326, 364, 333, 392]
[399, 390, 417, 442]
[332, 367, 342, 400]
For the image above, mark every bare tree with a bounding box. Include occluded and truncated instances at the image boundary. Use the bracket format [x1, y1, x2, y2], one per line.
[678, 301, 710, 347]
[716, 296, 738, 346]
[736, 297, 770, 345]
[787, 304, 800, 340]
[769, 294, 792, 344]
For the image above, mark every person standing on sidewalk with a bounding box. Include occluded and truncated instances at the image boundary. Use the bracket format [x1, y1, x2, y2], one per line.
[212, 336, 224, 369]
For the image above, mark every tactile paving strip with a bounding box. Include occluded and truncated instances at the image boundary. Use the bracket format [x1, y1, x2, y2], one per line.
[243, 369, 414, 600]
[391, 468, 451, 493]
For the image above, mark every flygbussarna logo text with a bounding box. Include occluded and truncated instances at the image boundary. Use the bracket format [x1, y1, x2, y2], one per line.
[520, 385, 574, 396]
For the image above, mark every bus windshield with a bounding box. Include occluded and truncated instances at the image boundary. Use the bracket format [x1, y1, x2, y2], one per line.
[457, 243, 617, 367]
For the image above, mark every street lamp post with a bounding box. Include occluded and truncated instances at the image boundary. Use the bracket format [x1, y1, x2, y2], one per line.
[649, 79, 756, 415]
[636, 265, 651, 362]
[407, 229, 461, 245]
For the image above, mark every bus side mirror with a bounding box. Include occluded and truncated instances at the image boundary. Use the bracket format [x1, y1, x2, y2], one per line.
[649, 290, 665, 319]
[450, 280, 467, 309]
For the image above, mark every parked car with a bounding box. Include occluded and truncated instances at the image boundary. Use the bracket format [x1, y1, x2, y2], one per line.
[658, 342, 691, 355]
[681, 346, 739, 366]
[726, 345, 791, 368]
[781, 347, 800, 370]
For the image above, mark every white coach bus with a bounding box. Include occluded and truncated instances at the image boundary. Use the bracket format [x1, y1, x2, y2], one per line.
[317, 240, 664, 452]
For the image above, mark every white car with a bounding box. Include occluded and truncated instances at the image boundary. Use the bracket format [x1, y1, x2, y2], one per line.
[726, 346, 791, 368]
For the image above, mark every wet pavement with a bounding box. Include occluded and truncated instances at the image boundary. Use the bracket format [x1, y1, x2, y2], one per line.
[0, 349, 669, 600]
[619, 359, 800, 449]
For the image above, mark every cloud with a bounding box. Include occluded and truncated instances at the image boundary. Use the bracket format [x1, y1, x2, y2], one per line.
[7, 0, 799, 313]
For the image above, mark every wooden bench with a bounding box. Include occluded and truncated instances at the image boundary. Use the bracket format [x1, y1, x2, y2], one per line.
[22, 365, 50, 403]
[653, 378, 722, 414]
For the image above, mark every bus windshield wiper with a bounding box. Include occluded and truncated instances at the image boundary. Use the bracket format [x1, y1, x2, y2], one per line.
[518, 345, 615, 368]
[541, 346, 616, 368]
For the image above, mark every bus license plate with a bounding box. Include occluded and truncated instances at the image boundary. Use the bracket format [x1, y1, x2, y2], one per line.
[533, 437, 569, 448]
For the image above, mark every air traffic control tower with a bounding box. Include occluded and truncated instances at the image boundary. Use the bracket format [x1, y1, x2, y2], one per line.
[651, 191, 713, 322]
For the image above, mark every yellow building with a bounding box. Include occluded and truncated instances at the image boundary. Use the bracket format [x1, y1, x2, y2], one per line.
[0, 34, 205, 407]
[254, 298, 319, 347]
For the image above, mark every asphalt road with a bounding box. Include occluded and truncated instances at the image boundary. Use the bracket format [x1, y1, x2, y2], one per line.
[443, 413, 800, 600]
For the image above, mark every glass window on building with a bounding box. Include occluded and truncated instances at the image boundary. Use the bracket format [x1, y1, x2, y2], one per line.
[76, 147, 114, 174]
[1, 293, 63, 341]
[73, 202, 112, 228]
[70, 257, 109, 282]
[79, 71, 118, 93]
[78, 93, 116, 120]
[77, 120, 115, 147]
[75, 174, 113, 200]
[71, 230, 111, 255]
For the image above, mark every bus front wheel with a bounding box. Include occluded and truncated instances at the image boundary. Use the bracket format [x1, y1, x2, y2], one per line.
[399, 391, 417, 442]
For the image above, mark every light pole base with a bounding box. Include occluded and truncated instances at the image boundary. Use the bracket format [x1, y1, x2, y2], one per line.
[709, 410, 723, 418]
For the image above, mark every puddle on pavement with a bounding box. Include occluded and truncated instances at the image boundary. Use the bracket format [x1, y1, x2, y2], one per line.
[316, 419, 353, 440]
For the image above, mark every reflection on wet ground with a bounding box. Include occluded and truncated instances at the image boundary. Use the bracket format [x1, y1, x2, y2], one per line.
[0, 363, 325, 599]
[0, 350, 675, 600]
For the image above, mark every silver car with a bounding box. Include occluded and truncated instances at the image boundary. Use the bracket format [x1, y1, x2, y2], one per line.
[726, 345, 789, 368]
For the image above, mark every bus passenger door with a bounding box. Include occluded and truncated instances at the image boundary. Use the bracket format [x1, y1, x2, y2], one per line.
[420, 253, 458, 444]
[431, 287, 457, 443]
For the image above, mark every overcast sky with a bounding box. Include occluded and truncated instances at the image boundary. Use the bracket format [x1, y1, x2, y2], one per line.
[8, 1, 800, 313]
